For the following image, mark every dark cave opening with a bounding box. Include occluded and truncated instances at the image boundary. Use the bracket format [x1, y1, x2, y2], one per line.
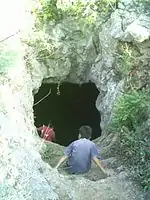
[34, 82, 101, 146]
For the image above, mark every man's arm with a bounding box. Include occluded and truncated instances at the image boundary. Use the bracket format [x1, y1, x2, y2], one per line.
[92, 157, 107, 174]
[91, 144, 110, 176]
[55, 142, 73, 169]
[55, 155, 68, 169]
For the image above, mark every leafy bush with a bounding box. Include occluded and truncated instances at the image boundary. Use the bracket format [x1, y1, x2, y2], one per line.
[32, 0, 118, 27]
[64, 0, 118, 24]
[32, 0, 63, 27]
[116, 43, 137, 78]
[111, 89, 150, 190]
[118, 125, 150, 190]
[23, 31, 57, 65]
[112, 90, 150, 131]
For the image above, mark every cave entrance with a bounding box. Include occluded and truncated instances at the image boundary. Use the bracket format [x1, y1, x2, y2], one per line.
[34, 82, 101, 146]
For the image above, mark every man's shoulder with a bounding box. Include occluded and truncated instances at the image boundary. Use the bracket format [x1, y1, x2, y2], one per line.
[74, 139, 95, 146]
[72, 139, 80, 144]
[87, 140, 96, 146]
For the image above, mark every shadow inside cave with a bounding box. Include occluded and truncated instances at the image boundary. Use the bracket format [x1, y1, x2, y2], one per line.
[34, 82, 101, 146]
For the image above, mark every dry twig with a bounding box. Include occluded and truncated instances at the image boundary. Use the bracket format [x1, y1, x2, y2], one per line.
[0, 30, 20, 43]
[33, 89, 51, 106]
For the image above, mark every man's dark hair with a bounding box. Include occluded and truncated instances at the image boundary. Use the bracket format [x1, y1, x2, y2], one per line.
[79, 126, 92, 139]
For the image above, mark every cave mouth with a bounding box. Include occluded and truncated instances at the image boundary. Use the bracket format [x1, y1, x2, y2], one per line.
[34, 82, 101, 146]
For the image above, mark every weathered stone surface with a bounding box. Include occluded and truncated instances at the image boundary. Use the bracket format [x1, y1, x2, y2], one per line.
[0, 70, 58, 200]
[89, 0, 150, 133]
[88, 18, 124, 133]
[26, 18, 98, 85]
[0, 68, 144, 199]
[40, 141, 144, 199]
[1, 0, 149, 199]
[27, 0, 150, 133]
[43, 167, 144, 200]
[110, 1, 150, 42]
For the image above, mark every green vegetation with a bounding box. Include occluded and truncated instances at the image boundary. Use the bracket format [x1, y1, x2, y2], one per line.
[29, 0, 119, 63]
[116, 43, 135, 77]
[115, 42, 148, 92]
[111, 90, 150, 190]
[32, 0, 119, 27]
[23, 32, 56, 66]
[32, 0, 63, 27]
[112, 90, 150, 132]
[119, 125, 150, 190]
[111, 40, 150, 190]
[63, 0, 118, 24]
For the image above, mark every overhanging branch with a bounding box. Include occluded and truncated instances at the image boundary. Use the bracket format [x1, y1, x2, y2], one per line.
[33, 89, 51, 106]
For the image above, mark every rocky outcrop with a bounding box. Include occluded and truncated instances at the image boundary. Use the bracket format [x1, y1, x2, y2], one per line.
[90, 0, 150, 133]
[0, 0, 149, 199]
[26, 0, 150, 134]
[0, 43, 58, 199]
[111, 0, 150, 42]
[0, 44, 144, 199]
[25, 17, 98, 87]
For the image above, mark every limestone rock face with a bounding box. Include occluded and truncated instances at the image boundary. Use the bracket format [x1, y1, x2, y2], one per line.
[89, 19, 124, 133]
[27, 0, 150, 133]
[0, 0, 149, 199]
[0, 62, 144, 200]
[89, 0, 150, 133]
[0, 67, 57, 200]
[27, 18, 98, 86]
[111, 0, 150, 42]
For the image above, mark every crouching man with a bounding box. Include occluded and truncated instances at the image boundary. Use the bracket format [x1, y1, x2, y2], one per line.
[37, 124, 55, 142]
[55, 126, 110, 176]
